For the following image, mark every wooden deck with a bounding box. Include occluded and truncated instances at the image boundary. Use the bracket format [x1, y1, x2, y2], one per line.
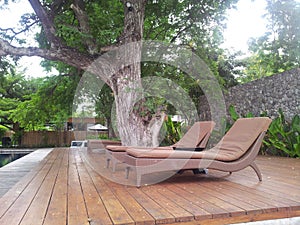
[0, 147, 299, 225]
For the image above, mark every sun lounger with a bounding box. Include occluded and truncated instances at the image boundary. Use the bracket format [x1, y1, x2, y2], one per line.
[124, 117, 272, 187]
[105, 121, 215, 172]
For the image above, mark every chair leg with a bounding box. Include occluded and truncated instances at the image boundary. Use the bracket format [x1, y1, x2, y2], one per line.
[106, 158, 110, 168]
[125, 167, 141, 187]
[125, 167, 130, 179]
[136, 171, 142, 188]
[250, 162, 262, 181]
[177, 170, 185, 174]
[192, 168, 208, 175]
[112, 159, 117, 172]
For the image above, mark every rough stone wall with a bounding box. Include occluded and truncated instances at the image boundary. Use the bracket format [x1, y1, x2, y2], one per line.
[199, 68, 300, 121]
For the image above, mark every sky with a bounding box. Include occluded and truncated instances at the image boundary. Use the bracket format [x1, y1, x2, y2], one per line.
[0, 0, 46, 78]
[0, 0, 268, 78]
[222, 0, 268, 53]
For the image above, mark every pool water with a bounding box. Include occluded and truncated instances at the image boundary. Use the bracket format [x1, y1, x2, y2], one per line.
[0, 154, 28, 167]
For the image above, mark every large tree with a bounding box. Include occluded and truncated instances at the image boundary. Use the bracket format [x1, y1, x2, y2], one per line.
[0, 0, 237, 146]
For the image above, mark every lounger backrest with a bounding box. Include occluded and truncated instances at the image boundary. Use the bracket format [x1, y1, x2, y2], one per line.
[174, 121, 215, 148]
[214, 117, 272, 161]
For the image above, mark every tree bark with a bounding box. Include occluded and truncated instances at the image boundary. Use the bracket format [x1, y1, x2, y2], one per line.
[109, 0, 165, 146]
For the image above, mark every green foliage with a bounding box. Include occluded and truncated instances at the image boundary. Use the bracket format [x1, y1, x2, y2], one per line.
[0, 65, 37, 129]
[142, 63, 201, 115]
[216, 52, 242, 88]
[227, 105, 254, 131]
[10, 75, 80, 131]
[264, 109, 300, 157]
[95, 84, 114, 121]
[160, 116, 182, 146]
[228, 105, 240, 122]
[143, 0, 241, 98]
[36, 0, 240, 91]
[0, 126, 7, 140]
[11, 130, 22, 146]
[244, 0, 300, 80]
[36, 1, 124, 52]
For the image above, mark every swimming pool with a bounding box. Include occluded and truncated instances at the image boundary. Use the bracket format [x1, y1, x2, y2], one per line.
[0, 153, 28, 167]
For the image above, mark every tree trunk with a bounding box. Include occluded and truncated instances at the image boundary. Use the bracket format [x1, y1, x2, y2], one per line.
[109, 0, 164, 147]
[107, 117, 117, 139]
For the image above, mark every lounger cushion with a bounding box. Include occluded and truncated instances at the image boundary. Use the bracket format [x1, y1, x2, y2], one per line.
[174, 121, 214, 148]
[213, 117, 271, 161]
[126, 117, 272, 162]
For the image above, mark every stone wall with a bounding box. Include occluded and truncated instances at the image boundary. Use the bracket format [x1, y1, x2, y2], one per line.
[199, 68, 300, 121]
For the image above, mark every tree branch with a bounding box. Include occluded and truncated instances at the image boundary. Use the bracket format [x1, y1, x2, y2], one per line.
[170, 23, 193, 43]
[0, 38, 93, 70]
[28, 0, 61, 48]
[70, 0, 98, 54]
[0, 123, 13, 130]
[0, 21, 38, 41]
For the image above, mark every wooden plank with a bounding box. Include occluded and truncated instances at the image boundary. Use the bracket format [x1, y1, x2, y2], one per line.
[230, 168, 299, 195]
[226, 177, 299, 213]
[43, 149, 69, 225]
[142, 186, 194, 223]
[217, 179, 285, 212]
[173, 179, 246, 217]
[67, 149, 90, 225]
[0, 149, 60, 224]
[126, 186, 176, 224]
[19, 149, 64, 225]
[229, 173, 300, 210]
[83, 158, 135, 225]
[258, 156, 300, 169]
[75, 150, 113, 225]
[250, 163, 300, 188]
[108, 182, 155, 225]
[289, 209, 300, 218]
[199, 210, 292, 225]
[227, 165, 300, 205]
[198, 181, 264, 215]
[162, 182, 229, 219]
[165, 210, 292, 225]
[158, 183, 212, 221]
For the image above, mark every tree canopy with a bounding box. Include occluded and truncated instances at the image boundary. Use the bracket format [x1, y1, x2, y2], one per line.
[11, 74, 80, 130]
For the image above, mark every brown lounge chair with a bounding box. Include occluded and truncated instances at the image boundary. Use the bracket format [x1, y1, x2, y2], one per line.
[125, 117, 272, 187]
[105, 121, 216, 172]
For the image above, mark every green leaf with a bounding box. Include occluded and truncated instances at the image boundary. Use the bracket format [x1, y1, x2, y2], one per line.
[291, 115, 300, 133]
[228, 105, 239, 121]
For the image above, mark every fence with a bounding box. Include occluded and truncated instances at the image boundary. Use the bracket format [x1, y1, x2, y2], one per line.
[20, 131, 75, 147]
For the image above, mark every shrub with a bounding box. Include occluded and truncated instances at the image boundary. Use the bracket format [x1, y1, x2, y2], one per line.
[160, 116, 182, 146]
[263, 109, 300, 157]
